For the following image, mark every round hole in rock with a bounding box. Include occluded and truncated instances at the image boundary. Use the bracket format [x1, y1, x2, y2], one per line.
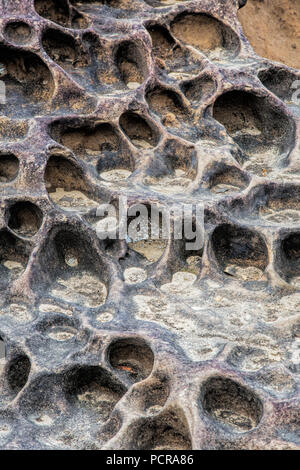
[50, 121, 120, 161]
[0, 230, 29, 287]
[242, 183, 300, 226]
[7, 201, 43, 237]
[147, 23, 201, 77]
[208, 165, 250, 194]
[34, 0, 70, 27]
[96, 143, 134, 182]
[146, 87, 188, 127]
[71, 10, 89, 29]
[7, 354, 31, 395]
[126, 203, 168, 263]
[147, 24, 176, 61]
[280, 232, 300, 286]
[201, 376, 263, 432]
[42, 29, 78, 67]
[43, 229, 108, 308]
[0, 46, 55, 117]
[108, 337, 154, 383]
[18, 373, 69, 426]
[45, 154, 98, 213]
[4, 22, 32, 44]
[211, 224, 268, 281]
[258, 68, 299, 102]
[126, 407, 192, 450]
[0, 154, 19, 183]
[120, 112, 159, 149]
[213, 90, 294, 161]
[116, 41, 146, 88]
[53, 230, 92, 271]
[181, 74, 217, 105]
[65, 366, 126, 423]
[170, 12, 240, 59]
[144, 140, 196, 195]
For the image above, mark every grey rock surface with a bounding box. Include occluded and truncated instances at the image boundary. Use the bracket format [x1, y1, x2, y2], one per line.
[0, 0, 298, 450]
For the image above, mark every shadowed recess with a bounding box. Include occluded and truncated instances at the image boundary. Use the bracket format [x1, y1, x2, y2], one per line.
[280, 232, 300, 286]
[171, 13, 240, 59]
[213, 90, 295, 169]
[65, 365, 126, 422]
[116, 41, 147, 87]
[146, 87, 188, 127]
[7, 202, 43, 238]
[181, 74, 217, 105]
[147, 23, 203, 76]
[45, 154, 99, 213]
[0, 154, 19, 183]
[42, 28, 83, 69]
[108, 338, 154, 384]
[126, 407, 192, 450]
[228, 183, 300, 225]
[211, 223, 268, 280]
[119, 112, 159, 148]
[0, 46, 54, 117]
[0, 230, 30, 288]
[7, 354, 31, 396]
[129, 375, 170, 414]
[258, 67, 300, 102]
[206, 164, 250, 194]
[147, 24, 175, 61]
[34, 0, 70, 27]
[36, 227, 108, 308]
[50, 121, 120, 167]
[201, 376, 263, 432]
[4, 22, 32, 44]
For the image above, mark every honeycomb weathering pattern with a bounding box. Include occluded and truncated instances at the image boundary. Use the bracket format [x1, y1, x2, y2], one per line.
[0, 0, 299, 450]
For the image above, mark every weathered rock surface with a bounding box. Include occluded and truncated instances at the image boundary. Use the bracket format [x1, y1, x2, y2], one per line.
[0, 0, 299, 450]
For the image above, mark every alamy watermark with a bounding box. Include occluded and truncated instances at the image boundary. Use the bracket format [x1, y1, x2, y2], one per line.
[0, 339, 5, 366]
[0, 80, 5, 105]
[95, 197, 204, 251]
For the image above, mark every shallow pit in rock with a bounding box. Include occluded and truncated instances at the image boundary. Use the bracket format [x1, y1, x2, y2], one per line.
[108, 337, 154, 384]
[0, 154, 19, 183]
[45, 154, 99, 213]
[171, 12, 240, 60]
[4, 22, 32, 45]
[7, 201, 43, 238]
[213, 90, 294, 172]
[0, 46, 54, 118]
[120, 112, 159, 149]
[211, 224, 268, 281]
[201, 376, 263, 432]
